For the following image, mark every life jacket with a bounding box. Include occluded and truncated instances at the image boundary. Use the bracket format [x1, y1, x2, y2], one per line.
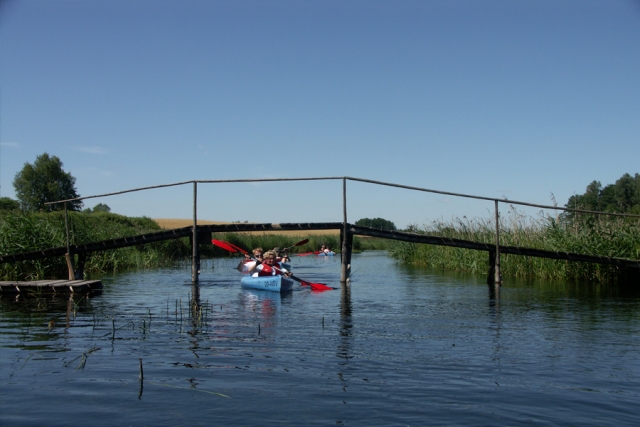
[257, 263, 282, 276]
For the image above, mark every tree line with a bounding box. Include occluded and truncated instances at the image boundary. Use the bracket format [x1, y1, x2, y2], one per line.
[566, 173, 640, 215]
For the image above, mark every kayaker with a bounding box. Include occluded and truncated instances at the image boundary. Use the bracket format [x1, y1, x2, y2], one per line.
[251, 247, 264, 260]
[237, 247, 264, 273]
[274, 247, 291, 263]
[249, 251, 291, 277]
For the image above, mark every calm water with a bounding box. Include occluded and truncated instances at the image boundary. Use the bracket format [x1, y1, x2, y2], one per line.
[1, 251, 639, 426]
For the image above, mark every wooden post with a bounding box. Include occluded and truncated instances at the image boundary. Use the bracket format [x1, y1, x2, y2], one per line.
[64, 203, 75, 280]
[487, 250, 496, 285]
[340, 178, 352, 284]
[191, 182, 199, 283]
[74, 252, 87, 280]
[494, 200, 501, 286]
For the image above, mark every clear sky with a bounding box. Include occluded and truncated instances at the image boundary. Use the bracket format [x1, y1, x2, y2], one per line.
[1, 0, 638, 229]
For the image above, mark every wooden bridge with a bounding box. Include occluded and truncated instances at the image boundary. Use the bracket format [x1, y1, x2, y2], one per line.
[1, 176, 639, 290]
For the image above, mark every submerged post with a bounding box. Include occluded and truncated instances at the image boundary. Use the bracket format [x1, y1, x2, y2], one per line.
[340, 178, 352, 284]
[494, 200, 501, 286]
[191, 181, 199, 283]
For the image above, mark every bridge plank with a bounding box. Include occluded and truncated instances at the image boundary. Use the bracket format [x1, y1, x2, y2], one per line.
[0, 280, 102, 294]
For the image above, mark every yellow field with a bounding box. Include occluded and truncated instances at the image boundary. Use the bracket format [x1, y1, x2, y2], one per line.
[153, 218, 340, 235]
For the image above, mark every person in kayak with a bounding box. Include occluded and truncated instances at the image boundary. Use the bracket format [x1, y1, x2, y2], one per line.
[274, 247, 291, 263]
[237, 247, 264, 273]
[249, 251, 291, 277]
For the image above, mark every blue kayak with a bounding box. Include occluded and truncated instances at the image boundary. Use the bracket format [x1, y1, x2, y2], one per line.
[241, 275, 295, 292]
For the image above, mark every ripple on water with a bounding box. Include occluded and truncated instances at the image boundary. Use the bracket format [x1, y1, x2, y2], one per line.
[1, 253, 639, 426]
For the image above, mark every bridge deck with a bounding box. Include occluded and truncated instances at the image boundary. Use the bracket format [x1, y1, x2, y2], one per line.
[0, 222, 638, 270]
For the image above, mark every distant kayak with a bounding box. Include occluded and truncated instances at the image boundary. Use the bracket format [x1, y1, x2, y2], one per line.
[240, 275, 294, 292]
[317, 251, 335, 256]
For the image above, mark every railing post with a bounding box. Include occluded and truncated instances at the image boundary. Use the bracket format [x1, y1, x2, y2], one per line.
[494, 200, 501, 286]
[191, 181, 199, 283]
[340, 178, 352, 284]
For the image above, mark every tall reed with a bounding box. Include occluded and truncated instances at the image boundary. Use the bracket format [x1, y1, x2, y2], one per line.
[389, 206, 639, 284]
[0, 211, 191, 280]
[0, 210, 390, 280]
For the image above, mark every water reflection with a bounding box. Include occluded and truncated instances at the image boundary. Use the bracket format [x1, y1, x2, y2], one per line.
[189, 283, 201, 356]
[2, 254, 640, 427]
[336, 282, 353, 396]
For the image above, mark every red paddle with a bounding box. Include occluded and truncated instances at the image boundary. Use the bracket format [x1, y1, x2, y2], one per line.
[283, 238, 309, 252]
[213, 240, 336, 291]
[212, 239, 239, 253]
[296, 251, 315, 257]
[226, 242, 249, 254]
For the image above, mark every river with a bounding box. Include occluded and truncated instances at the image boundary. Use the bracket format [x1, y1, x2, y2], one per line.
[1, 251, 638, 426]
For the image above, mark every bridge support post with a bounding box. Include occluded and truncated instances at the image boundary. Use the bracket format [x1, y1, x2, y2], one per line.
[340, 231, 353, 284]
[494, 200, 502, 287]
[487, 250, 495, 286]
[191, 182, 199, 284]
[65, 253, 75, 280]
[340, 178, 352, 284]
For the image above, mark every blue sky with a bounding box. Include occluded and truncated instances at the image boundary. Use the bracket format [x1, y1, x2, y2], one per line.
[1, 0, 638, 228]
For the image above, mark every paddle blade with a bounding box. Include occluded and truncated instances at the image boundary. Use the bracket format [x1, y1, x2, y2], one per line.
[293, 238, 309, 247]
[225, 242, 249, 254]
[300, 280, 335, 291]
[212, 239, 237, 253]
[296, 252, 315, 257]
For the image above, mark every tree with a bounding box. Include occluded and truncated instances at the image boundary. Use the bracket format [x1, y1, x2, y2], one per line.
[565, 172, 639, 215]
[614, 173, 635, 212]
[92, 203, 111, 213]
[0, 197, 20, 211]
[12, 153, 83, 212]
[355, 217, 397, 231]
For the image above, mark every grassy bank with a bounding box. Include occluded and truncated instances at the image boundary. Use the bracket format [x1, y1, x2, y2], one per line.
[389, 207, 640, 284]
[0, 211, 389, 280]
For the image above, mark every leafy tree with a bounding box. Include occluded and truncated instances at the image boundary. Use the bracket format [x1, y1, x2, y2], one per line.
[0, 197, 20, 211]
[614, 173, 635, 212]
[565, 173, 640, 215]
[355, 217, 397, 231]
[12, 153, 82, 212]
[92, 203, 111, 213]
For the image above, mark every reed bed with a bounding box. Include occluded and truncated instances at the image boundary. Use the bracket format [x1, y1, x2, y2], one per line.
[0, 211, 191, 280]
[0, 211, 389, 280]
[389, 206, 640, 284]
